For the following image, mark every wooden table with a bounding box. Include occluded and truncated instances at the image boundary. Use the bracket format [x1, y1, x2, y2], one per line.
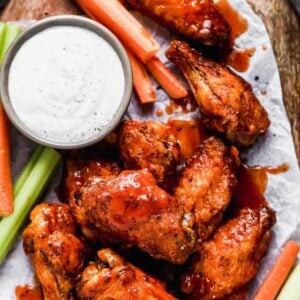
[1, 0, 299, 165]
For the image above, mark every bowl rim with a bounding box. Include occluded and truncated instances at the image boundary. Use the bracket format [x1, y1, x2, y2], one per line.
[0, 15, 133, 149]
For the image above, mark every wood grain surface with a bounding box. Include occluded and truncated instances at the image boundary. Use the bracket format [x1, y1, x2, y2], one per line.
[0, 0, 299, 165]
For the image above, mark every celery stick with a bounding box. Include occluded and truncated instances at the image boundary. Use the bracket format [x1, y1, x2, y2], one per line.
[0, 23, 6, 56]
[0, 23, 21, 63]
[13, 145, 44, 198]
[0, 147, 61, 264]
[0, 145, 42, 222]
[277, 263, 300, 300]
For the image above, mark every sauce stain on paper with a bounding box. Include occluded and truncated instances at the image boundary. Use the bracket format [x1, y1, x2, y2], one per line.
[215, 0, 255, 72]
[233, 163, 289, 209]
[16, 285, 43, 300]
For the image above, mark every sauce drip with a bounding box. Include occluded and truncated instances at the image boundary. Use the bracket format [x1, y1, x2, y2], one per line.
[215, 0, 254, 72]
[233, 163, 289, 209]
[226, 48, 256, 72]
[215, 0, 248, 46]
[156, 109, 164, 117]
[167, 118, 207, 162]
[261, 90, 267, 96]
[16, 285, 43, 300]
[164, 96, 198, 116]
[181, 274, 212, 299]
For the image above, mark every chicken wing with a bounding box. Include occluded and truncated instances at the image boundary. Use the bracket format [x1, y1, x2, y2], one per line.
[23, 203, 87, 300]
[175, 137, 239, 244]
[118, 120, 180, 186]
[126, 0, 230, 47]
[64, 158, 121, 241]
[166, 41, 270, 146]
[77, 248, 176, 300]
[181, 206, 276, 299]
[77, 170, 195, 264]
[64, 158, 121, 200]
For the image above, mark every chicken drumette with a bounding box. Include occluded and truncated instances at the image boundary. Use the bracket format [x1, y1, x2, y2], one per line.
[126, 0, 230, 47]
[118, 120, 180, 186]
[181, 206, 276, 299]
[64, 158, 121, 241]
[23, 203, 87, 300]
[77, 248, 175, 300]
[166, 41, 270, 146]
[76, 169, 195, 264]
[175, 137, 240, 244]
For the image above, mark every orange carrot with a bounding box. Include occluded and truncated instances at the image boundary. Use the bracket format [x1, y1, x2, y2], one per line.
[146, 56, 188, 99]
[127, 51, 156, 104]
[254, 240, 300, 300]
[0, 103, 13, 216]
[82, 7, 156, 104]
[76, 0, 160, 63]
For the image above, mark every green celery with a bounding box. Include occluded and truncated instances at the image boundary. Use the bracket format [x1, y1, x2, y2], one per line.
[0, 146, 43, 222]
[13, 145, 44, 198]
[0, 147, 61, 264]
[277, 263, 300, 300]
[0, 23, 22, 63]
[0, 23, 6, 56]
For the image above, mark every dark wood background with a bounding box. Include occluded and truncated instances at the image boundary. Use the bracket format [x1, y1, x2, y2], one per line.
[1, 0, 299, 165]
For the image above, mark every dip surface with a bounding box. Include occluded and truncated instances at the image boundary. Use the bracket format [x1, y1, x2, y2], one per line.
[8, 25, 125, 144]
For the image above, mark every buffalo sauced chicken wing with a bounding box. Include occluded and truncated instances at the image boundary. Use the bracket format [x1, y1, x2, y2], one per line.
[76, 169, 195, 264]
[166, 41, 270, 146]
[118, 120, 180, 185]
[126, 0, 230, 47]
[23, 203, 87, 300]
[77, 248, 175, 300]
[175, 137, 240, 244]
[182, 206, 276, 299]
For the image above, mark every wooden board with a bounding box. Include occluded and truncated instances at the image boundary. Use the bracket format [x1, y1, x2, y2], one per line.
[247, 1, 300, 165]
[1, 0, 299, 165]
[0, 0, 80, 20]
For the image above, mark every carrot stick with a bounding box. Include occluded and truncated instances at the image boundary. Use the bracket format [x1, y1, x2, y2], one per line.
[82, 7, 156, 104]
[127, 51, 156, 104]
[254, 240, 300, 300]
[0, 23, 21, 217]
[0, 104, 13, 217]
[76, 0, 160, 63]
[146, 56, 188, 99]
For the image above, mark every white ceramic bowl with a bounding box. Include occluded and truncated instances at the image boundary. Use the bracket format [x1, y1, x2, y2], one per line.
[0, 15, 132, 149]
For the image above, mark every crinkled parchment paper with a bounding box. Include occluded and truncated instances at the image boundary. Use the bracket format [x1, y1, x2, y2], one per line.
[0, 1, 300, 299]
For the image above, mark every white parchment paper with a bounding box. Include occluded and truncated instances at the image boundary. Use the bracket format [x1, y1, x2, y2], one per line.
[0, 1, 300, 299]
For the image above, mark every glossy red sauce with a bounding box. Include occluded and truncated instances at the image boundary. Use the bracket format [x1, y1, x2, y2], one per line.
[167, 118, 207, 161]
[226, 48, 256, 72]
[215, 0, 248, 46]
[182, 268, 250, 299]
[164, 96, 198, 116]
[215, 0, 254, 72]
[166, 105, 174, 115]
[156, 109, 164, 117]
[233, 163, 289, 209]
[181, 274, 212, 299]
[16, 285, 43, 300]
[108, 171, 173, 230]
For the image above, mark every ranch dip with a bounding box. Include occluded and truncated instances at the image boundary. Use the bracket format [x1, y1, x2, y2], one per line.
[8, 25, 125, 144]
